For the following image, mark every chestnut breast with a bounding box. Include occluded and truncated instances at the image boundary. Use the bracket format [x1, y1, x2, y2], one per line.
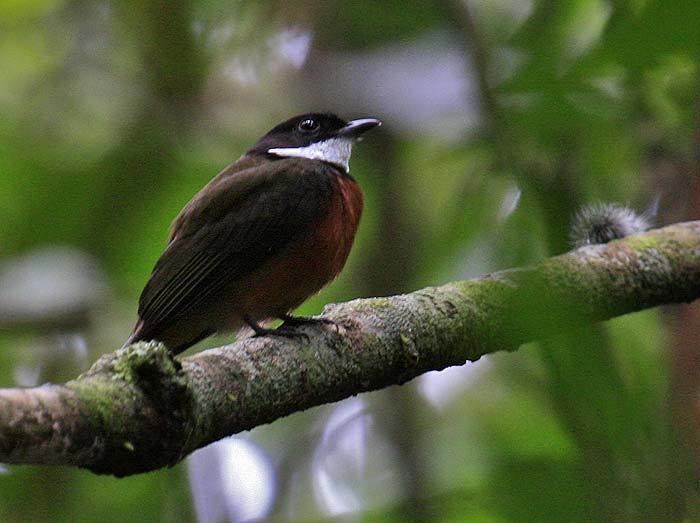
[237, 173, 363, 319]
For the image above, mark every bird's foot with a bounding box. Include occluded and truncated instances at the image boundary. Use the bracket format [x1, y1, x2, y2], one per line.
[281, 315, 343, 354]
[244, 317, 309, 341]
[280, 314, 336, 329]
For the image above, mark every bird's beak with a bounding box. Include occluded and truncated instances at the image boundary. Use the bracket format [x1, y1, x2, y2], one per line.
[336, 118, 382, 139]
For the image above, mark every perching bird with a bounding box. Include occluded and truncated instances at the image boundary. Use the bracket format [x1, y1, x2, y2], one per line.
[125, 113, 381, 353]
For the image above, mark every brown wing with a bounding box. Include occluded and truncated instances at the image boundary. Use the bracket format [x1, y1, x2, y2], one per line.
[134, 158, 335, 340]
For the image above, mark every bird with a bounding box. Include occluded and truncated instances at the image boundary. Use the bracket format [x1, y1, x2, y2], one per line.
[125, 113, 381, 354]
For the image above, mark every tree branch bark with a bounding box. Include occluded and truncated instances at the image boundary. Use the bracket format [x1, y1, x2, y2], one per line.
[1, 222, 699, 476]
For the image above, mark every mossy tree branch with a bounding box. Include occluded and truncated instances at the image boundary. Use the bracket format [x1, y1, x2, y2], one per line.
[1, 222, 699, 477]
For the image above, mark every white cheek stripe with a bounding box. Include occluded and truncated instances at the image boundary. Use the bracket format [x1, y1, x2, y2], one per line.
[268, 137, 354, 172]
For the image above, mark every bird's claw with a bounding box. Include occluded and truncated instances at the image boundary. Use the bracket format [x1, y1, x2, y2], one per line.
[280, 314, 336, 329]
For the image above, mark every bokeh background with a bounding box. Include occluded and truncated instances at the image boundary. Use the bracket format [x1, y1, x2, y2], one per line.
[1, 0, 700, 521]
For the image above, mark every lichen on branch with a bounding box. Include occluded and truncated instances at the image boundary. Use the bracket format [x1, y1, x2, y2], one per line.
[0, 221, 699, 477]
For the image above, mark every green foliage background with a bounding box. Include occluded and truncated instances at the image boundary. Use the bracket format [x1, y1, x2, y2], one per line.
[0, 0, 698, 521]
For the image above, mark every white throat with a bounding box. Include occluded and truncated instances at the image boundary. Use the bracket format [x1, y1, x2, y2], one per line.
[268, 137, 354, 172]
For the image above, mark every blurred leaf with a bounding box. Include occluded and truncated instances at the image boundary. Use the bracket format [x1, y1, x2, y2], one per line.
[487, 458, 589, 522]
[0, 0, 59, 19]
[315, 0, 445, 50]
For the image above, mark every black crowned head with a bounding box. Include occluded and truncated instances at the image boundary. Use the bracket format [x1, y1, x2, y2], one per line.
[247, 113, 381, 172]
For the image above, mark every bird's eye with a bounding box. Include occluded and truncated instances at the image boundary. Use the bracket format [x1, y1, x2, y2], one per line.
[298, 118, 319, 133]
